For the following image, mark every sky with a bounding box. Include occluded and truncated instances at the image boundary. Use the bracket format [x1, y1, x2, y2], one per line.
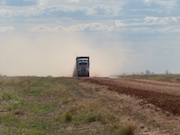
[0, 0, 180, 76]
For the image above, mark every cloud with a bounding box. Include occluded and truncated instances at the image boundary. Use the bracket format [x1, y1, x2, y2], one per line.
[67, 0, 80, 3]
[0, 26, 14, 32]
[144, 16, 179, 25]
[159, 26, 180, 33]
[114, 20, 126, 27]
[88, 5, 122, 16]
[0, 6, 42, 18]
[37, 0, 73, 6]
[0, 9, 13, 18]
[27, 15, 180, 35]
[0, 0, 36, 6]
[144, 16, 159, 24]
[113, 16, 180, 34]
[30, 25, 66, 32]
[37, 0, 45, 6]
[143, 0, 177, 11]
[0, 4, 123, 19]
[30, 23, 114, 32]
[69, 23, 114, 32]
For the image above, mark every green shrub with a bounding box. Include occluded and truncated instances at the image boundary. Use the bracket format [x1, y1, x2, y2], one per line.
[64, 112, 73, 123]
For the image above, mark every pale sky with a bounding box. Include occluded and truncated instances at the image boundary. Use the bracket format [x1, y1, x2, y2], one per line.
[0, 0, 180, 76]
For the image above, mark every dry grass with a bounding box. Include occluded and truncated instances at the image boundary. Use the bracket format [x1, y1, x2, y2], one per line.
[0, 77, 137, 135]
[108, 123, 137, 135]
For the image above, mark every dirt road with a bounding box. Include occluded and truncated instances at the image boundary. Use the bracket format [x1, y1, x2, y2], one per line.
[83, 77, 180, 116]
[78, 77, 180, 134]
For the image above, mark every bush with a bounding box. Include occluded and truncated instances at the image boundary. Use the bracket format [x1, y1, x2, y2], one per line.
[64, 112, 73, 123]
[120, 124, 137, 135]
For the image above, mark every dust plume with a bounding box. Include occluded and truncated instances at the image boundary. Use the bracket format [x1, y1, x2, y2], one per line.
[0, 32, 131, 77]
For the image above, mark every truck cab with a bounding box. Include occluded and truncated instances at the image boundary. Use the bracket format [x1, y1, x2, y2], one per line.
[76, 57, 89, 77]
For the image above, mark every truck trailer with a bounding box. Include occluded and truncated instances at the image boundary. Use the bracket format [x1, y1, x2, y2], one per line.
[76, 57, 90, 77]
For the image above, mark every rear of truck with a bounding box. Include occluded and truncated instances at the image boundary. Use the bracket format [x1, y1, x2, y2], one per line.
[76, 57, 89, 77]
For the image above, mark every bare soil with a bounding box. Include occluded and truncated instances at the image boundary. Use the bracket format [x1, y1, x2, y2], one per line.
[79, 77, 180, 134]
[83, 77, 180, 116]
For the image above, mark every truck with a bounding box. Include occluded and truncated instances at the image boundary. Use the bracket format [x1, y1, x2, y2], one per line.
[76, 56, 90, 77]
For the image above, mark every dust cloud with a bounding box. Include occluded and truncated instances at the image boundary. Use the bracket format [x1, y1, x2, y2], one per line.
[0, 32, 131, 77]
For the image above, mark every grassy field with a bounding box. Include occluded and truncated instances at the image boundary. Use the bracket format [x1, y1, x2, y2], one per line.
[0, 77, 136, 135]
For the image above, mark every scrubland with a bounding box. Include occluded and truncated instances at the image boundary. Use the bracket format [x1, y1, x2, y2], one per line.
[0, 75, 180, 135]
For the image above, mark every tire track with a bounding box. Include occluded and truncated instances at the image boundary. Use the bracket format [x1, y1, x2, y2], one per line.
[83, 78, 180, 116]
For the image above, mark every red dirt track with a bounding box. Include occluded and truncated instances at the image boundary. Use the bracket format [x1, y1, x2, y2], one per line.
[83, 78, 180, 116]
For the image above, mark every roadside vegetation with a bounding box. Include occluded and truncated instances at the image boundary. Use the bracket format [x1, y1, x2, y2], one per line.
[0, 76, 136, 135]
[117, 74, 180, 82]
